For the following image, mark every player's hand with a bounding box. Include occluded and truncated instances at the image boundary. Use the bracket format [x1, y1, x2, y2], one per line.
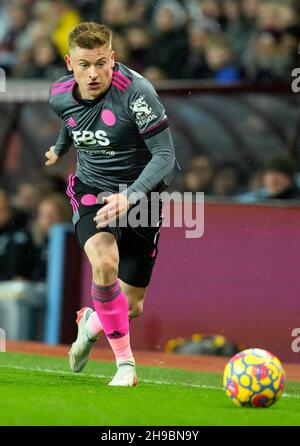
[94, 193, 130, 228]
[45, 146, 62, 166]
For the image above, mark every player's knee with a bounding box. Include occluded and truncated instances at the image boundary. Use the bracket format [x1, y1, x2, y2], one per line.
[85, 233, 116, 260]
[92, 254, 119, 282]
[129, 301, 144, 320]
[94, 254, 118, 273]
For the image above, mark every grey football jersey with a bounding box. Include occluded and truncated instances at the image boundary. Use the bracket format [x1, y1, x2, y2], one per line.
[49, 62, 177, 195]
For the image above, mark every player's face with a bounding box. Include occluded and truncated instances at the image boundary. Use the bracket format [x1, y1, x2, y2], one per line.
[65, 45, 115, 99]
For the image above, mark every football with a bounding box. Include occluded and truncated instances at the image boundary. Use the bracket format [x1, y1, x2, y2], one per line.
[223, 348, 285, 407]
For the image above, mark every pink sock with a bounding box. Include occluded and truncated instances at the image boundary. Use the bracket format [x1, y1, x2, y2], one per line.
[92, 281, 134, 363]
[86, 311, 103, 339]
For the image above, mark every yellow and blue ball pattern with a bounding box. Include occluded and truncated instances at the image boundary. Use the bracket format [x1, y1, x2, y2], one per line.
[223, 348, 285, 407]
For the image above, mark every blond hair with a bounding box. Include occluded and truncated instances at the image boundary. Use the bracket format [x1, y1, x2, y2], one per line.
[68, 22, 113, 50]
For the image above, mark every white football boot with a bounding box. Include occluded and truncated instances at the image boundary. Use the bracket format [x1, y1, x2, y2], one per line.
[108, 359, 138, 386]
[69, 307, 99, 372]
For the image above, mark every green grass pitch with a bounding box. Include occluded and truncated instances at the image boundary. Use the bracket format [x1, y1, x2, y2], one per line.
[0, 352, 300, 426]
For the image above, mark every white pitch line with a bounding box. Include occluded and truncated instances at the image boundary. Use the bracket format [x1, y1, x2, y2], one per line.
[0, 364, 299, 399]
[0, 364, 221, 389]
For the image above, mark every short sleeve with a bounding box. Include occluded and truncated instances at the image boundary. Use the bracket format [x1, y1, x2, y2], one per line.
[127, 78, 169, 139]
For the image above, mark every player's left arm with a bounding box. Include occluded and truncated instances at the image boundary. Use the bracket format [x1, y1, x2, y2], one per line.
[125, 127, 176, 201]
[94, 78, 178, 228]
[124, 78, 178, 201]
[94, 128, 176, 228]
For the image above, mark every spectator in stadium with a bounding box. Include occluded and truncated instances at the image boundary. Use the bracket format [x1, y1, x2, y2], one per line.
[241, 0, 262, 24]
[3, 0, 300, 85]
[0, 2, 30, 75]
[0, 190, 34, 281]
[129, 0, 154, 27]
[244, 31, 284, 84]
[13, 181, 42, 222]
[223, 0, 254, 61]
[262, 155, 300, 200]
[183, 154, 214, 194]
[142, 65, 168, 83]
[212, 161, 246, 196]
[30, 193, 72, 281]
[20, 38, 66, 79]
[147, 0, 189, 79]
[50, 0, 82, 58]
[183, 0, 220, 31]
[279, 3, 300, 71]
[13, 174, 68, 224]
[281, 28, 300, 70]
[100, 0, 130, 35]
[249, 26, 296, 84]
[223, 0, 241, 28]
[235, 167, 267, 203]
[198, 0, 225, 28]
[248, 168, 265, 193]
[243, 1, 299, 83]
[204, 34, 242, 83]
[111, 32, 130, 66]
[125, 26, 152, 74]
[280, 1, 300, 38]
[73, 0, 100, 22]
[182, 21, 215, 79]
[0, 0, 11, 43]
[10, 1, 50, 77]
[256, 0, 282, 33]
[19, 1, 55, 50]
[38, 173, 68, 196]
[226, 0, 261, 68]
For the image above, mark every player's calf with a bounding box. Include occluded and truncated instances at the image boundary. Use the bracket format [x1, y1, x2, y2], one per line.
[129, 300, 144, 320]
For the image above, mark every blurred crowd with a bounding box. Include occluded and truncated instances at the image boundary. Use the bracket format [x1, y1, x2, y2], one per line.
[0, 0, 299, 83]
[0, 173, 71, 282]
[176, 152, 300, 201]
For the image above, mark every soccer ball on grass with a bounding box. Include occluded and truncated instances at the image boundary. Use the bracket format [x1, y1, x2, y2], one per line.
[223, 348, 285, 407]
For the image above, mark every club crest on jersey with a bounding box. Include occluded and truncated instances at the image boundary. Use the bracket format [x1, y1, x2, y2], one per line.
[130, 95, 157, 125]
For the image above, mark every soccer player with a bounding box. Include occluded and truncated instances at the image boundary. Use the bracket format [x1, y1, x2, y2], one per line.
[45, 22, 178, 386]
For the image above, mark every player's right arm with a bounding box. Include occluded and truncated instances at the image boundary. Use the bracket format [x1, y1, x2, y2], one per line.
[45, 145, 61, 166]
[46, 76, 75, 166]
[44, 122, 73, 166]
